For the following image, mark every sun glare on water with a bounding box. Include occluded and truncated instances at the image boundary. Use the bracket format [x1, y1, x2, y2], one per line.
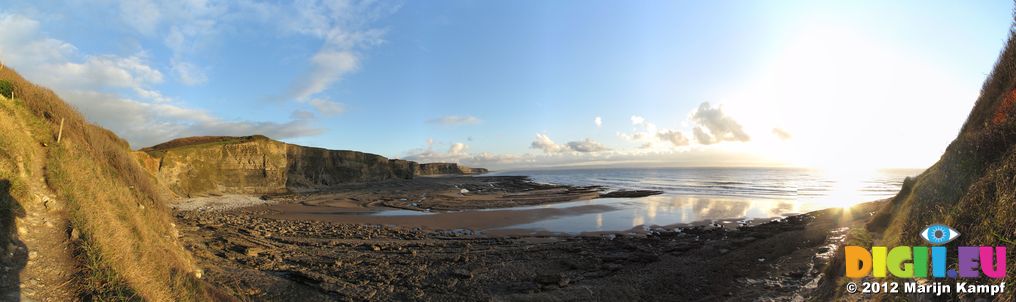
[818, 165, 878, 211]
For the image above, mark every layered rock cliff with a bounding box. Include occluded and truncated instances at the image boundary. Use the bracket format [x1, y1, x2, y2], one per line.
[138, 135, 289, 196]
[285, 145, 416, 187]
[136, 135, 484, 197]
[416, 163, 489, 176]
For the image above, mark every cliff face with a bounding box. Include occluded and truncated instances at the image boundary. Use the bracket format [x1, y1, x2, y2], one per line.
[140, 136, 289, 196]
[137, 136, 480, 197]
[285, 145, 416, 188]
[415, 163, 488, 176]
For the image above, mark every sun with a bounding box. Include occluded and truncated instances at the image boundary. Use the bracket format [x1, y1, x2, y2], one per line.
[819, 165, 878, 210]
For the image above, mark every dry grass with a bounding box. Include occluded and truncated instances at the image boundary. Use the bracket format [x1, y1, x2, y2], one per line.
[0, 66, 227, 301]
[140, 135, 268, 153]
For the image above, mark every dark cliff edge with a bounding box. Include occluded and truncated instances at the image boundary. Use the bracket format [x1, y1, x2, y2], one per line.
[136, 135, 487, 197]
[416, 163, 489, 176]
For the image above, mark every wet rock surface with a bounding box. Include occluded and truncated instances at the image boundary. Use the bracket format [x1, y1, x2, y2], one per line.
[599, 190, 665, 198]
[176, 201, 882, 301]
[262, 176, 607, 212]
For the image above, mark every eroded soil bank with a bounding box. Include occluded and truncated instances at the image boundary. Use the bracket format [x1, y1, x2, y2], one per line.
[173, 176, 878, 301]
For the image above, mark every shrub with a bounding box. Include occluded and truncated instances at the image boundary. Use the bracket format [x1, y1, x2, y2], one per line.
[0, 80, 12, 99]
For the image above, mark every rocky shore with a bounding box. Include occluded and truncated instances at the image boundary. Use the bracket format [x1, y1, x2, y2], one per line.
[172, 176, 882, 301]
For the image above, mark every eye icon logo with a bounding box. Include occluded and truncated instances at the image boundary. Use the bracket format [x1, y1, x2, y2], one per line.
[921, 224, 960, 245]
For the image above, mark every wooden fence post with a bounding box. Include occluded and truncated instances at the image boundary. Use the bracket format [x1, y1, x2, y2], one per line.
[57, 118, 64, 143]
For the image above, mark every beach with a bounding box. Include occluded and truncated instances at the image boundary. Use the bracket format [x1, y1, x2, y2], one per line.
[173, 175, 884, 301]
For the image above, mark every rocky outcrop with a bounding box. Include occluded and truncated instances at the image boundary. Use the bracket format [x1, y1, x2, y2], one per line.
[140, 135, 289, 196]
[137, 135, 485, 197]
[416, 163, 489, 176]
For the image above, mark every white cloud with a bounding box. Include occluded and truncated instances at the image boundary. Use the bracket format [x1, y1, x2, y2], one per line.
[307, 98, 346, 116]
[171, 59, 208, 86]
[617, 114, 689, 149]
[449, 142, 467, 155]
[689, 102, 750, 144]
[594, 116, 602, 128]
[693, 127, 714, 145]
[428, 115, 481, 125]
[116, 0, 225, 85]
[566, 138, 609, 153]
[119, 0, 394, 90]
[281, 1, 395, 100]
[401, 140, 528, 168]
[290, 50, 359, 100]
[531, 133, 611, 153]
[656, 130, 690, 146]
[403, 140, 469, 163]
[530, 133, 565, 153]
[621, 104, 748, 147]
[66, 90, 322, 148]
[0, 13, 323, 148]
[467, 152, 522, 165]
[772, 128, 792, 141]
[118, 0, 162, 35]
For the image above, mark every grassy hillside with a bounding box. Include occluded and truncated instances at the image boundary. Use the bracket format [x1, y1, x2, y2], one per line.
[0, 67, 224, 300]
[867, 23, 1016, 299]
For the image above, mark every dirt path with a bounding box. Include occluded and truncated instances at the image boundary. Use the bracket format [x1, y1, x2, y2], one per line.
[3, 111, 78, 301]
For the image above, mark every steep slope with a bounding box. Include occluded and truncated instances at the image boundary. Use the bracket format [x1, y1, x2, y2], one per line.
[0, 67, 223, 300]
[137, 136, 431, 197]
[867, 23, 1016, 298]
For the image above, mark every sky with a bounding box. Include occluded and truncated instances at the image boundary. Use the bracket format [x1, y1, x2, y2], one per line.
[0, 1, 1012, 170]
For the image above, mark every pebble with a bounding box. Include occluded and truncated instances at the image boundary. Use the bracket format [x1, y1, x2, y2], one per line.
[451, 268, 473, 279]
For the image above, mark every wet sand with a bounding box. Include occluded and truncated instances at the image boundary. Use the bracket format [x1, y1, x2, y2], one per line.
[261, 203, 618, 231]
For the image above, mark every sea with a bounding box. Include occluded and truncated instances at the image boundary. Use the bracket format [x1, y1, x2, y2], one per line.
[476, 167, 924, 233]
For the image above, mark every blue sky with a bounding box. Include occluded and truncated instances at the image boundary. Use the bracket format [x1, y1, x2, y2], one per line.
[0, 1, 1012, 170]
